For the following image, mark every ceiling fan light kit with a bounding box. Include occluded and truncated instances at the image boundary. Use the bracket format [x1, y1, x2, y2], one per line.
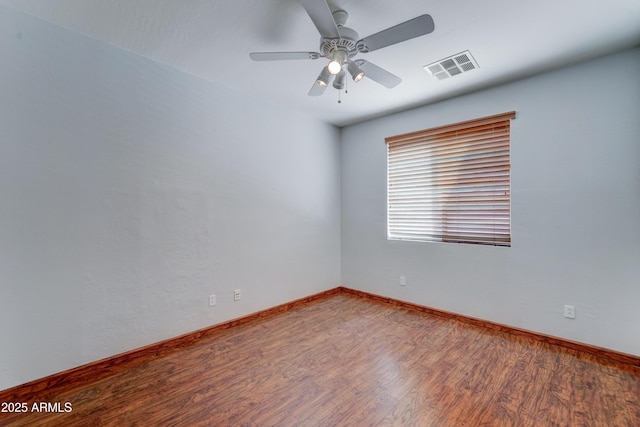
[348, 61, 365, 83]
[249, 0, 435, 99]
[328, 49, 348, 74]
[316, 66, 332, 86]
[333, 70, 346, 90]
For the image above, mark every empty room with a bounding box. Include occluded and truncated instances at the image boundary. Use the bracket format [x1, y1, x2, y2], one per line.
[1, 0, 639, 425]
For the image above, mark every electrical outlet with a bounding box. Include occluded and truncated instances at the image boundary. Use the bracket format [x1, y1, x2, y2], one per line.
[400, 276, 406, 286]
[209, 294, 216, 307]
[234, 289, 241, 301]
[564, 304, 575, 319]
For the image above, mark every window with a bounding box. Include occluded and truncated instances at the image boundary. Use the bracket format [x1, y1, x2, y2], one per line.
[386, 111, 515, 247]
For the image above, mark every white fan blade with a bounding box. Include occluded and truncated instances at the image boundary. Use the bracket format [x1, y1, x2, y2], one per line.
[357, 15, 434, 53]
[356, 60, 402, 88]
[250, 52, 320, 61]
[299, 0, 340, 39]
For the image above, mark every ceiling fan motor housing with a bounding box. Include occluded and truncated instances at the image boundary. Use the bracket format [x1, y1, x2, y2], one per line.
[320, 10, 359, 60]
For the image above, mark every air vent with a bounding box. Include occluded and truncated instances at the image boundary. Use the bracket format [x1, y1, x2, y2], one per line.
[423, 50, 479, 80]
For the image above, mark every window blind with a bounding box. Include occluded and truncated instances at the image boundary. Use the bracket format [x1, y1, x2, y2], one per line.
[386, 111, 515, 247]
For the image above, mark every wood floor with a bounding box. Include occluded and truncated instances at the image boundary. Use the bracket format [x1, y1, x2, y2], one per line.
[2, 293, 639, 426]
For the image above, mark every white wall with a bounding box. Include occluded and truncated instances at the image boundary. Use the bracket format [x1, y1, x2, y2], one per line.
[0, 6, 341, 390]
[341, 48, 640, 356]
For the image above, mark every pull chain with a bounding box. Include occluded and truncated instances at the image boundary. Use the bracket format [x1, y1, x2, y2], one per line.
[338, 76, 348, 103]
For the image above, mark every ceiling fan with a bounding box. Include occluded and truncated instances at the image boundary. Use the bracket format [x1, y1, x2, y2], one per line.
[249, 0, 435, 97]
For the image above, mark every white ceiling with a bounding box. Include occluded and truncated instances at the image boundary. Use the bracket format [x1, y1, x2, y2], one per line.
[2, 0, 640, 126]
